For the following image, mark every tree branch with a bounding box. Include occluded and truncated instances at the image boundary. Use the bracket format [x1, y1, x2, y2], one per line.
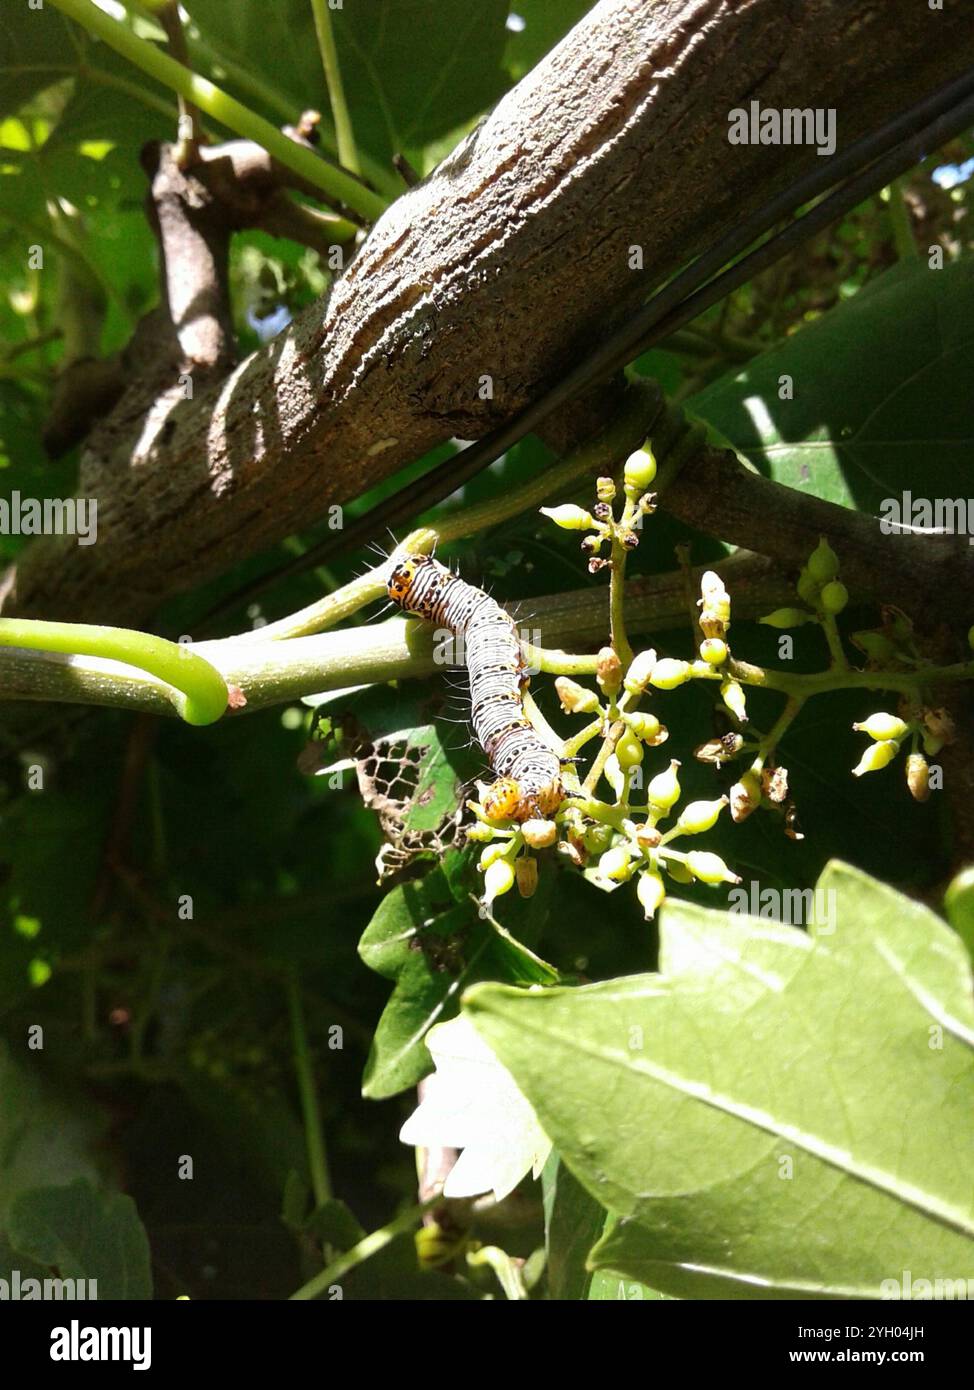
[6, 0, 974, 622]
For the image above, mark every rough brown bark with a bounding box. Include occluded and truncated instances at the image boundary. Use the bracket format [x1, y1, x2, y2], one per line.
[6, 0, 974, 622]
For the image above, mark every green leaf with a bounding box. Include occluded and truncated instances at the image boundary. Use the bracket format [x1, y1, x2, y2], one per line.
[1, 3, 78, 117]
[185, 0, 511, 166]
[8, 1177, 152, 1300]
[466, 860, 974, 1299]
[358, 857, 557, 1098]
[0, 1044, 108, 1222]
[689, 257, 974, 509]
[945, 866, 974, 964]
[542, 1152, 603, 1299]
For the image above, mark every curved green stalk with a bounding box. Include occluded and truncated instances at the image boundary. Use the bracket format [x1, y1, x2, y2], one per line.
[0, 618, 227, 726]
[46, 0, 386, 224]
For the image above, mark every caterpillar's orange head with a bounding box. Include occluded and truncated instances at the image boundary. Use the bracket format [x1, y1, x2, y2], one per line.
[387, 556, 420, 608]
[482, 777, 523, 823]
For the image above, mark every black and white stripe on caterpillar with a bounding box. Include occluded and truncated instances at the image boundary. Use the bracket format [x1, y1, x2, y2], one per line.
[387, 554, 564, 822]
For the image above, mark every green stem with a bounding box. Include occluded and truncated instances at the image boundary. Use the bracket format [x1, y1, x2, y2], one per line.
[609, 500, 635, 671]
[290, 1196, 440, 1300]
[521, 643, 599, 676]
[287, 971, 332, 1209]
[886, 180, 918, 261]
[431, 381, 663, 550]
[561, 717, 604, 760]
[751, 694, 805, 769]
[582, 719, 624, 796]
[46, 0, 385, 223]
[0, 618, 227, 725]
[818, 611, 850, 671]
[521, 688, 566, 758]
[310, 0, 359, 175]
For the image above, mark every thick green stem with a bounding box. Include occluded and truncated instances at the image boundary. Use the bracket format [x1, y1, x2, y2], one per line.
[46, 0, 385, 223]
[310, 0, 359, 175]
[0, 618, 227, 725]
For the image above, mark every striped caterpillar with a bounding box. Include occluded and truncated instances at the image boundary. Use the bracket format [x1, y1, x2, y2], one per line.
[387, 554, 564, 822]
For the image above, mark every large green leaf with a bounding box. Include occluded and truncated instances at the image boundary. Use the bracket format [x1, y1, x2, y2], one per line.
[466, 861, 974, 1299]
[0, 3, 78, 117]
[7, 1177, 152, 1300]
[185, 0, 510, 166]
[689, 257, 974, 509]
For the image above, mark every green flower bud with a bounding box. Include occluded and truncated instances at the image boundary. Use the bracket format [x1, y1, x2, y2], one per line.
[686, 850, 740, 886]
[599, 845, 633, 882]
[851, 629, 897, 663]
[796, 567, 820, 605]
[699, 637, 728, 666]
[807, 537, 840, 584]
[721, 678, 748, 723]
[539, 504, 596, 531]
[624, 444, 657, 495]
[647, 759, 681, 811]
[616, 728, 644, 768]
[623, 648, 658, 694]
[479, 842, 510, 869]
[851, 739, 899, 777]
[555, 676, 600, 715]
[625, 711, 662, 743]
[596, 476, 617, 503]
[649, 658, 691, 690]
[853, 712, 909, 741]
[759, 608, 814, 629]
[677, 797, 728, 835]
[820, 580, 848, 615]
[583, 823, 613, 855]
[466, 822, 497, 843]
[637, 870, 666, 919]
[603, 753, 626, 799]
[522, 819, 558, 849]
[483, 858, 516, 904]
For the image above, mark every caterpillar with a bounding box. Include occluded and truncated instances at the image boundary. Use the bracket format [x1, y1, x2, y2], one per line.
[387, 554, 564, 822]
